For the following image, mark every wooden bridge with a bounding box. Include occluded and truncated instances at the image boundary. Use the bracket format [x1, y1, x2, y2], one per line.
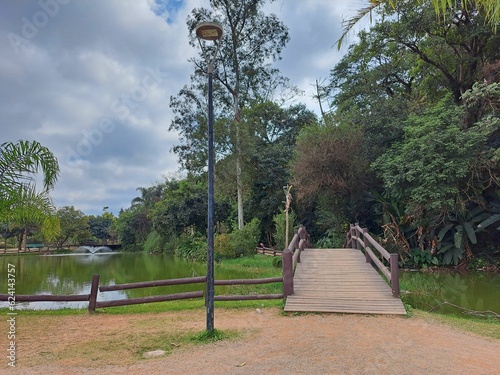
[282, 225, 406, 315]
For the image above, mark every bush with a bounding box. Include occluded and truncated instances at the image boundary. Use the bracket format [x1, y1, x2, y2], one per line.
[162, 234, 179, 254]
[174, 233, 207, 261]
[143, 231, 163, 253]
[214, 233, 237, 259]
[231, 218, 261, 257]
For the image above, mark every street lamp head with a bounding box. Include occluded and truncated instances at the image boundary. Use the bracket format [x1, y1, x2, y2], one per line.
[195, 22, 223, 41]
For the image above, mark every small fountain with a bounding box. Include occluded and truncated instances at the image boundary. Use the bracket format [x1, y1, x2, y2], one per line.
[75, 246, 113, 254]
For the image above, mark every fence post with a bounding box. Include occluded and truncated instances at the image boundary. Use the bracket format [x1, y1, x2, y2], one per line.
[282, 249, 294, 297]
[362, 228, 371, 263]
[390, 253, 400, 298]
[350, 224, 355, 249]
[88, 274, 100, 313]
[355, 223, 361, 250]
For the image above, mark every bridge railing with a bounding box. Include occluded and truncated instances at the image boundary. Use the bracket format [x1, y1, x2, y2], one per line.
[282, 225, 312, 297]
[346, 223, 400, 298]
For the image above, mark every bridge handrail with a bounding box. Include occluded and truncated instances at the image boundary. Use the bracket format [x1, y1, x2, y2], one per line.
[347, 223, 400, 298]
[282, 225, 312, 297]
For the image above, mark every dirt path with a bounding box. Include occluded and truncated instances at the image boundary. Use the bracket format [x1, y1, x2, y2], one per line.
[2, 308, 499, 375]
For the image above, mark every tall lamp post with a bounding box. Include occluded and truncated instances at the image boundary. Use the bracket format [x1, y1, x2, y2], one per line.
[194, 21, 223, 333]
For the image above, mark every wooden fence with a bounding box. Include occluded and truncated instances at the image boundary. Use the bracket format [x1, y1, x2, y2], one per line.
[282, 225, 312, 297]
[255, 246, 282, 256]
[346, 223, 400, 298]
[0, 273, 283, 313]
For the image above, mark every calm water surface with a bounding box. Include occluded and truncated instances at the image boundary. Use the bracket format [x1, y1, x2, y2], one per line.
[0, 252, 263, 310]
[400, 270, 500, 315]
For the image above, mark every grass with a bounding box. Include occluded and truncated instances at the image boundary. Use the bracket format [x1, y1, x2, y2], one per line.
[413, 310, 500, 339]
[190, 328, 238, 343]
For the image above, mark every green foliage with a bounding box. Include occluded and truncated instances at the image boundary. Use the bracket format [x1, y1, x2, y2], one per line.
[406, 248, 439, 268]
[272, 256, 282, 269]
[87, 212, 115, 244]
[143, 230, 163, 253]
[403, 302, 414, 317]
[152, 179, 208, 237]
[0, 140, 60, 244]
[0, 140, 59, 198]
[54, 206, 90, 248]
[190, 329, 233, 343]
[231, 218, 261, 258]
[373, 95, 482, 216]
[315, 231, 345, 249]
[272, 209, 296, 250]
[214, 233, 236, 259]
[292, 122, 370, 229]
[174, 232, 207, 262]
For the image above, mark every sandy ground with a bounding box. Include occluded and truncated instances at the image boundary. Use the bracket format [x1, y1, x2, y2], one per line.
[1, 308, 499, 375]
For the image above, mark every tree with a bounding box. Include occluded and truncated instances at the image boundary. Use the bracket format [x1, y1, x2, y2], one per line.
[327, 29, 419, 160]
[54, 206, 90, 249]
[0, 140, 60, 249]
[239, 101, 316, 241]
[337, 0, 500, 48]
[170, 0, 291, 229]
[0, 140, 59, 196]
[88, 212, 115, 245]
[292, 123, 370, 238]
[152, 179, 209, 238]
[7, 186, 60, 250]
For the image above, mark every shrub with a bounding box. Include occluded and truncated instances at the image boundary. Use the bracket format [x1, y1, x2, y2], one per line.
[174, 233, 207, 261]
[143, 231, 163, 253]
[214, 233, 236, 259]
[231, 218, 261, 257]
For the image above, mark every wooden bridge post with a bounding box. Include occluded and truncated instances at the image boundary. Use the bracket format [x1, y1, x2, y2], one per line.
[354, 223, 361, 250]
[390, 254, 400, 298]
[282, 249, 294, 297]
[88, 274, 100, 313]
[362, 228, 371, 263]
[350, 224, 356, 249]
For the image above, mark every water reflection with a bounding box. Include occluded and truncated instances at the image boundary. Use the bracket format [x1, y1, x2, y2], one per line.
[401, 270, 500, 315]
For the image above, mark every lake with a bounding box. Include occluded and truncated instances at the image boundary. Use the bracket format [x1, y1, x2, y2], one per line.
[400, 270, 500, 316]
[0, 252, 272, 310]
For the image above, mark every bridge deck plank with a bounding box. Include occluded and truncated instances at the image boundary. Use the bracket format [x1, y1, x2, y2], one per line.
[284, 248, 406, 315]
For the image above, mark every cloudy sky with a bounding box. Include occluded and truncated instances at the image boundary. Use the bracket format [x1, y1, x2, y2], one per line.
[1, 0, 363, 216]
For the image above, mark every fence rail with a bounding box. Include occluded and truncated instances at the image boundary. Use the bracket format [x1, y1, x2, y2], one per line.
[0, 272, 284, 312]
[255, 247, 282, 256]
[346, 223, 400, 298]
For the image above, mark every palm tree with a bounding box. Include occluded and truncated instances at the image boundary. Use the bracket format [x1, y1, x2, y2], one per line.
[7, 186, 60, 251]
[337, 0, 500, 48]
[0, 140, 59, 196]
[0, 140, 60, 249]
